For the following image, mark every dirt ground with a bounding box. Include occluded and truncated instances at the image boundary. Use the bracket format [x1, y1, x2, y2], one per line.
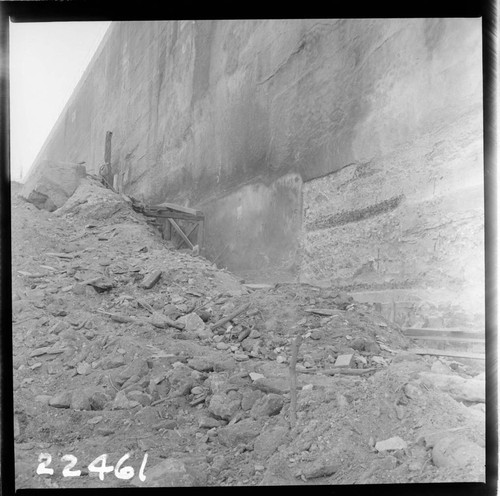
[10, 179, 486, 489]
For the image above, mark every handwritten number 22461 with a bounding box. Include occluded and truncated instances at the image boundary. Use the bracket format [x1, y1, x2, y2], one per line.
[37, 453, 148, 481]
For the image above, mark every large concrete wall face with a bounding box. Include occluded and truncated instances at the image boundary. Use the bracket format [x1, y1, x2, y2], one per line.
[26, 19, 483, 314]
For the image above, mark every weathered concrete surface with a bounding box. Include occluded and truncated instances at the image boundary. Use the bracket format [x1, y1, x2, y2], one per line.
[199, 173, 302, 269]
[301, 106, 484, 316]
[23, 19, 483, 315]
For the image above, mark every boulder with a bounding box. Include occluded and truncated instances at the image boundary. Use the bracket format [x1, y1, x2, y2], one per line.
[76, 361, 92, 375]
[258, 453, 296, 486]
[254, 425, 288, 458]
[187, 357, 214, 372]
[54, 177, 127, 220]
[115, 358, 149, 387]
[49, 391, 72, 408]
[213, 358, 237, 372]
[217, 419, 261, 447]
[252, 377, 290, 395]
[241, 389, 265, 411]
[208, 393, 241, 420]
[165, 364, 196, 396]
[98, 355, 127, 370]
[71, 387, 110, 411]
[302, 457, 340, 479]
[199, 417, 221, 429]
[20, 160, 86, 211]
[432, 435, 485, 468]
[111, 390, 141, 410]
[375, 436, 407, 452]
[418, 372, 485, 403]
[178, 313, 209, 338]
[251, 393, 284, 418]
[126, 391, 152, 406]
[206, 372, 230, 394]
[70, 392, 93, 411]
[89, 390, 111, 411]
[241, 338, 259, 353]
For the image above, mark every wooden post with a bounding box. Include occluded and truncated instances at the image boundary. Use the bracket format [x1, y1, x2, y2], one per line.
[391, 299, 397, 323]
[164, 218, 171, 240]
[197, 220, 204, 250]
[104, 131, 112, 164]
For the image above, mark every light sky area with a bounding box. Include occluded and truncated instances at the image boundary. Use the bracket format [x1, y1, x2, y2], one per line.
[9, 21, 111, 182]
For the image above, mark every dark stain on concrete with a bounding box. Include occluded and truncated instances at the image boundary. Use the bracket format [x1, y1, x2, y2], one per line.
[424, 19, 446, 54]
[306, 194, 405, 232]
[192, 20, 214, 104]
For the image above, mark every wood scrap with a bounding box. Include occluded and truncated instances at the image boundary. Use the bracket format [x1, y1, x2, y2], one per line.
[237, 328, 251, 342]
[136, 298, 154, 314]
[304, 308, 338, 316]
[289, 334, 303, 429]
[149, 312, 185, 330]
[408, 348, 485, 360]
[210, 302, 251, 331]
[107, 375, 119, 392]
[97, 309, 135, 323]
[168, 218, 194, 250]
[46, 252, 76, 259]
[80, 276, 103, 286]
[298, 367, 377, 376]
[140, 270, 162, 289]
[17, 271, 47, 278]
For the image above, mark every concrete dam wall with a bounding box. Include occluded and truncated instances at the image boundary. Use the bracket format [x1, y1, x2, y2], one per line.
[25, 19, 484, 316]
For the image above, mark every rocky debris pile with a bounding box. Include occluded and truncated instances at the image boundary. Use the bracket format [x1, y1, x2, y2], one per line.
[11, 179, 485, 489]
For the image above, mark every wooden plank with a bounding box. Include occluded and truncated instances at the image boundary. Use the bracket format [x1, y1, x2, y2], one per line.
[408, 348, 485, 360]
[104, 131, 112, 164]
[168, 218, 194, 250]
[211, 303, 251, 331]
[142, 211, 205, 221]
[304, 308, 338, 316]
[403, 329, 485, 340]
[408, 335, 485, 344]
[197, 220, 204, 250]
[177, 222, 198, 249]
[162, 217, 171, 240]
[403, 327, 483, 334]
[150, 202, 203, 217]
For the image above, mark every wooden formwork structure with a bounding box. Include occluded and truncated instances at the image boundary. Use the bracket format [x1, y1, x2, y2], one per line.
[133, 201, 205, 251]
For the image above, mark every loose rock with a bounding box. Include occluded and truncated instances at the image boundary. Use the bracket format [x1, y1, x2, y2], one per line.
[49, 391, 73, 409]
[111, 390, 141, 410]
[208, 393, 241, 420]
[375, 436, 407, 452]
[258, 453, 296, 486]
[418, 372, 485, 403]
[217, 419, 261, 447]
[254, 425, 288, 458]
[251, 393, 284, 418]
[302, 456, 340, 479]
[432, 435, 485, 468]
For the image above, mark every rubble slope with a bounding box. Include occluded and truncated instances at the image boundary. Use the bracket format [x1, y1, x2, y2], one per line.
[11, 178, 485, 489]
